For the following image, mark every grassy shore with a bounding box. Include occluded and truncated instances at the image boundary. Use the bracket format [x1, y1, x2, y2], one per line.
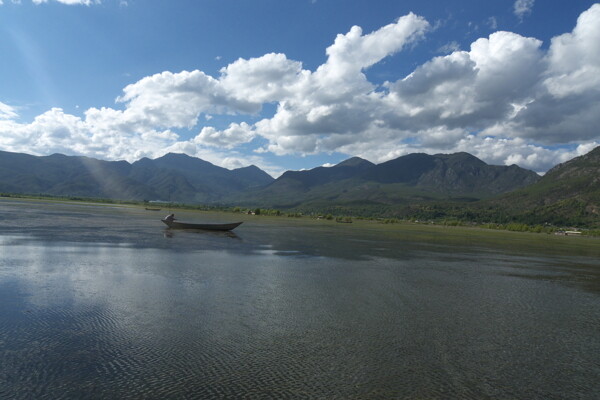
[2, 193, 599, 249]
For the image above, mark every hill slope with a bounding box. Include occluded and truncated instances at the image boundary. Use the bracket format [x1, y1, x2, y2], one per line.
[0, 151, 274, 203]
[4, 147, 596, 229]
[0, 152, 156, 200]
[131, 153, 274, 202]
[489, 146, 600, 226]
[238, 152, 540, 208]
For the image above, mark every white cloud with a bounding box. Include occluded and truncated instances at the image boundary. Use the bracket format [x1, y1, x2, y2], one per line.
[0, 107, 180, 161]
[32, 0, 100, 5]
[252, 13, 430, 154]
[115, 70, 229, 128]
[0, 102, 18, 120]
[457, 136, 600, 173]
[219, 53, 305, 105]
[1, 6, 600, 175]
[485, 4, 600, 144]
[544, 4, 600, 98]
[193, 122, 256, 149]
[437, 41, 460, 54]
[325, 14, 429, 74]
[514, 0, 535, 20]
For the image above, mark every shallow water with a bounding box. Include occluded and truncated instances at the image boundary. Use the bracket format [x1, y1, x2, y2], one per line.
[1, 199, 599, 399]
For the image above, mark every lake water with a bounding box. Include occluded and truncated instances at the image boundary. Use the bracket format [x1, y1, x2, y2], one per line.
[1, 199, 599, 399]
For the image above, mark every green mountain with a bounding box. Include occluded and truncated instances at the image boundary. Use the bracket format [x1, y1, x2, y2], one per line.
[0, 152, 155, 200]
[0, 150, 274, 202]
[131, 153, 274, 202]
[275, 156, 375, 189]
[237, 152, 540, 208]
[487, 146, 600, 226]
[2, 147, 598, 228]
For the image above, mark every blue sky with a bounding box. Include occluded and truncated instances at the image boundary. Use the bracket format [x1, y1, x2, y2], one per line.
[1, 0, 599, 176]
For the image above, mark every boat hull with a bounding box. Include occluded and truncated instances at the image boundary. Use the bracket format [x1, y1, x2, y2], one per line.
[162, 219, 243, 231]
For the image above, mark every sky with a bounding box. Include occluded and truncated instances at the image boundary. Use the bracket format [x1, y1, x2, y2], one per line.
[1, 0, 599, 177]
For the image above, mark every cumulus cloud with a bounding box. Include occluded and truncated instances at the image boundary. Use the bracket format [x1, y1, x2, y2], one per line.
[484, 4, 600, 145]
[115, 70, 236, 128]
[193, 122, 256, 149]
[1, 5, 600, 175]
[253, 13, 430, 154]
[544, 4, 600, 98]
[389, 31, 544, 132]
[219, 53, 305, 105]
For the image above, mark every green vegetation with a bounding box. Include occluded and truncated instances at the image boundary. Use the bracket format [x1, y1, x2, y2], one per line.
[3, 192, 598, 238]
[0, 192, 141, 205]
[0, 150, 274, 204]
[2, 146, 598, 233]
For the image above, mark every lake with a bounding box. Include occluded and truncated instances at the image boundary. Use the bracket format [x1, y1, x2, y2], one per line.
[1, 199, 599, 399]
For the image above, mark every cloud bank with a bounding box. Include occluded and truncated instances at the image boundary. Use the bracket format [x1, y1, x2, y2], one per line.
[1, 5, 599, 175]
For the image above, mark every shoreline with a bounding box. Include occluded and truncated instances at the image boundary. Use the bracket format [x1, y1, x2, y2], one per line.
[2, 196, 599, 258]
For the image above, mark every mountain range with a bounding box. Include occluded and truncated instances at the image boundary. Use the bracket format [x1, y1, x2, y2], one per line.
[239, 152, 540, 209]
[0, 151, 273, 203]
[0, 147, 598, 226]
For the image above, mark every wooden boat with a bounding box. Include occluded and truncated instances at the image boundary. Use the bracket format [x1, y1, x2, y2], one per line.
[161, 217, 243, 231]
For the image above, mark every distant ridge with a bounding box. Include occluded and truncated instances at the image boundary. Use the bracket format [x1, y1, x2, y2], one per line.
[2, 148, 598, 228]
[238, 152, 541, 208]
[273, 156, 375, 190]
[0, 150, 274, 203]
